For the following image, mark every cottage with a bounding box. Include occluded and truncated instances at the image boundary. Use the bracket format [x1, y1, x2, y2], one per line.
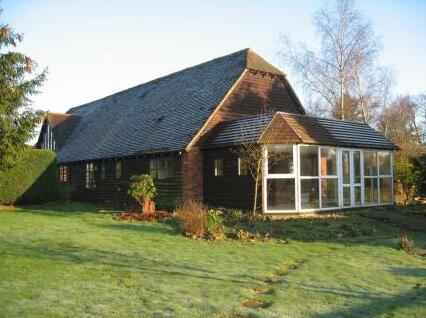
[36, 49, 397, 213]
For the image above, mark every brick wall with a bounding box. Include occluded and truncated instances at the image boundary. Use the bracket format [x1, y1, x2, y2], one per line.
[182, 147, 203, 202]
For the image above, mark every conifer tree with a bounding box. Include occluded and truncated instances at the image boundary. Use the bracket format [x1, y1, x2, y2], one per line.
[0, 7, 46, 169]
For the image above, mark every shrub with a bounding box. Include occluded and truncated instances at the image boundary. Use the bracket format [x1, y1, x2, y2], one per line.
[398, 234, 414, 253]
[394, 156, 419, 204]
[0, 148, 58, 204]
[175, 201, 207, 238]
[127, 174, 156, 213]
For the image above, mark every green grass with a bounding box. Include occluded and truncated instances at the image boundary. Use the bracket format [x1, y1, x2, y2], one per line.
[0, 203, 425, 317]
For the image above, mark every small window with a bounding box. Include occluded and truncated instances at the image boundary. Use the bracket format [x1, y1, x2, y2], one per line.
[149, 158, 158, 179]
[59, 166, 68, 183]
[158, 158, 166, 180]
[101, 162, 106, 180]
[300, 145, 319, 176]
[238, 157, 248, 176]
[214, 159, 224, 176]
[85, 163, 96, 189]
[115, 160, 122, 179]
[267, 145, 293, 174]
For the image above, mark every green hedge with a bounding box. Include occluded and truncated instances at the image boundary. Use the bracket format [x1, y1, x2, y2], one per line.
[0, 148, 58, 204]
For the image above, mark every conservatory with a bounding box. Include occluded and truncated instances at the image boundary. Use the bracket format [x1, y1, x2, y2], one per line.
[263, 144, 394, 213]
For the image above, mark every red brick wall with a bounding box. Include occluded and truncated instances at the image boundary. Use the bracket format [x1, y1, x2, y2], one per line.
[181, 147, 203, 202]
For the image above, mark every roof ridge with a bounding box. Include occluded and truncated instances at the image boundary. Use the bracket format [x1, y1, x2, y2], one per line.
[277, 111, 369, 126]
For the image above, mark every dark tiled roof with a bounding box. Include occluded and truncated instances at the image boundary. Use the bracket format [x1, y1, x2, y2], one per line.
[57, 49, 256, 162]
[202, 112, 398, 150]
[36, 113, 80, 150]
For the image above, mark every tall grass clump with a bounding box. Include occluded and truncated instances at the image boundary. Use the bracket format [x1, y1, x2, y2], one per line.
[175, 201, 207, 238]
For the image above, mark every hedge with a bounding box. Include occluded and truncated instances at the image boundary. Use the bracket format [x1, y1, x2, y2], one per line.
[0, 148, 58, 204]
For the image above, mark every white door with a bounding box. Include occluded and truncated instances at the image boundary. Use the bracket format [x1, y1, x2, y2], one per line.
[341, 149, 362, 207]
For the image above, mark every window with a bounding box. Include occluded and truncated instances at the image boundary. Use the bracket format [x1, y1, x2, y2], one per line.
[41, 124, 56, 150]
[101, 162, 106, 180]
[321, 148, 337, 176]
[149, 157, 177, 179]
[149, 158, 158, 179]
[300, 145, 318, 176]
[378, 151, 392, 204]
[214, 159, 224, 176]
[268, 145, 293, 174]
[320, 148, 338, 208]
[59, 166, 68, 183]
[85, 163, 96, 189]
[363, 150, 392, 205]
[299, 145, 320, 209]
[238, 157, 248, 176]
[364, 150, 378, 204]
[115, 160, 122, 179]
[265, 145, 296, 211]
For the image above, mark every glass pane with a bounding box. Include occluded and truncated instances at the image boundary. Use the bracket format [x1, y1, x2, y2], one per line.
[380, 177, 393, 203]
[321, 148, 337, 176]
[301, 179, 319, 209]
[354, 151, 361, 184]
[354, 186, 361, 205]
[158, 159, 166, 179]
[379, 152, 391, 176]
[268, 145, 293, 174]
[321, 179, 339, 208]
[364, 151, 377, 176]
[343, 186, 351, 206]
[267, 179, 295, 211]
[214, 159, 223, 176]
[364, 178, 378, 204]
[342, 151, 350, 184]
[238, 158, 248, 176]
[300, 146, 319, 176]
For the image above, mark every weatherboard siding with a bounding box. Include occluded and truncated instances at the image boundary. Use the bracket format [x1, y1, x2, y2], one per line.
[195, 70, 304, 145]
[59, 155, 182, 210]
[203, 148, 254, 210]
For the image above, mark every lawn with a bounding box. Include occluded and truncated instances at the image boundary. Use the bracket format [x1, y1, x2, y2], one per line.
[0, 203, 425, 317]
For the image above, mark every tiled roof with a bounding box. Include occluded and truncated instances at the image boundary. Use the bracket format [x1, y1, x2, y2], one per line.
[201, 112, 399, 150]
[56, 49, 284, 163]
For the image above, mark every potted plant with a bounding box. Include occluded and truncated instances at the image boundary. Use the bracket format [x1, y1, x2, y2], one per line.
[127, 174, 157, 213]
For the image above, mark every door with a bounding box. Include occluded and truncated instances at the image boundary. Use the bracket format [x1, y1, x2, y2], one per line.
[341, 149, 362, 207]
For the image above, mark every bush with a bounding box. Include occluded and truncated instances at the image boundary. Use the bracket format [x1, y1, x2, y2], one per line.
[175, 201, 207, 238]
[398, 234, 414, 253]
[0, 148, 58, 204]
[394, 156, 419, 204]
[127, 174, 156, 212]
[411, 152, 426, 197]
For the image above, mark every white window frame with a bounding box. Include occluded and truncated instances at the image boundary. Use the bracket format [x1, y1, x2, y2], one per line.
[262, 144, 394, 213]
[237, 157, 248, 176]
[214, 159, 224, 177]
[263, 144, 298, 213]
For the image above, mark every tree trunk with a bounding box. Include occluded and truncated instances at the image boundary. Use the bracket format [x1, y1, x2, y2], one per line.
[252, 159, 262, 216]
[340, 72, 345, 120]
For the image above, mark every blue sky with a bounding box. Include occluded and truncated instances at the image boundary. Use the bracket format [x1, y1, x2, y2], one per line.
[2, 0, 426, 114]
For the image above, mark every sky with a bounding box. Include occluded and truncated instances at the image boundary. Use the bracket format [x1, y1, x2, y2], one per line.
[2, 0, 426, 118]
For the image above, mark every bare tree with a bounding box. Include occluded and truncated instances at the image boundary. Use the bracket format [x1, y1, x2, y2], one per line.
[280, 0, 391, 122]
[378, 95, 424, 154]
[232, 106, 288, 215]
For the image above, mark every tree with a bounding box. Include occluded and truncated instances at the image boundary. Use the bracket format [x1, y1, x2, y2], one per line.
[127, 174, 157, 213]
[377, 95, 424, 154]
[232, 106, 287, 215]
[280, 0, 391, 122]
[0, 7, 46, 169]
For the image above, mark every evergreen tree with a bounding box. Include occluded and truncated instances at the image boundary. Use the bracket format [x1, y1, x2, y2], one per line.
[0, 7, 46, 169]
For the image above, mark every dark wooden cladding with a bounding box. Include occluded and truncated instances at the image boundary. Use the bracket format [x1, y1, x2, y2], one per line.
[59, 154, 182, 210]
[203, 148, 255, 210]
[195, 70, 304, 146]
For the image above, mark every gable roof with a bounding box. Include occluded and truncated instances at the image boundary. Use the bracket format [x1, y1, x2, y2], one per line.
[201, 112, 399, 150]
[36, 112, 80, 150]
[56, 48, 289, 163]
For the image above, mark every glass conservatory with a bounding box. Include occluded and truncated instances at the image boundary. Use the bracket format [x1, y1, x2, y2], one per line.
[262, 144, 394, 213]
